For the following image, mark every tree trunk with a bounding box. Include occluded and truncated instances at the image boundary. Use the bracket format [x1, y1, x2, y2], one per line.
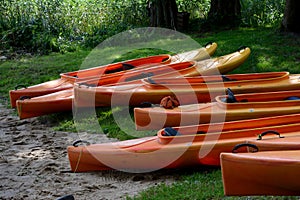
[207, 0, 241, 28]
[148, 0, 178, 29]
[281, 0, 300, 33]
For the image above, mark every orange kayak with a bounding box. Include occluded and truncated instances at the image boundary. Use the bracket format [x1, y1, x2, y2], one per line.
[221, 130, 300, 196]
[9, 43, 218, 108]
[157, 114, 300, 145]
[16, 89, 74, 119]
[221, 144, 300, 195]
[73, 47, 251, 107]
[9, 54, 171, 108]
[16, 47, 249, 119]
[74, 72, 300, 107]
[15, 61, 194, 119]
[74, 46, 250, 86]
[134, 89, 300, 130]
[247, 132, 300, 151]
[67, 115, 300, 172]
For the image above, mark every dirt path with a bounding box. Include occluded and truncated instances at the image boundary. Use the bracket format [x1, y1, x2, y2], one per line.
[0, 104, 179, 199]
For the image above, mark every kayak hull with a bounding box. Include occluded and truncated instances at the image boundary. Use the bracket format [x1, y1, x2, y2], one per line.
[221, 150, 300, 195]
[73, 47, 251, 107]
[10, 43, 218, 108]
[68, 116, 300, 172]
[75, 72, 300, 107]
[9, 54, 172, 108]
[16, 48, 250, 119]
[249, 135, 300, 151]
[16, 90, 73, 119]
[14, 61, 195, 119]
[9, 79, 73, 108]
[134, 90, 300, 130]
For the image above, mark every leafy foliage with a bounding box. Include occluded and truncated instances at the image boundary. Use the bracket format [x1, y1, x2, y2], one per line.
[240, 0, 286, 27]
[0, 0, 288, 54]
[0, 0, 149, 54]
[177, 0, 210, 19]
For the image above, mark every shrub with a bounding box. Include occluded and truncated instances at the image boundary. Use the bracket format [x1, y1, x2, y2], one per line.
[0, 0, 287, 54]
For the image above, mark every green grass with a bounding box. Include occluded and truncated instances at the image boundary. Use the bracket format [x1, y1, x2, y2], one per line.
[192, 27, 300, 74]
[128, 167, 299, 200]
[1, 27, 300, 198]
[129, 168, 224, 200]
[0, 50, 89, 101]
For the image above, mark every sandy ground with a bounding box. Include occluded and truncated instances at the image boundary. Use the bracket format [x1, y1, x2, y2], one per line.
[0, 103, 182, 200]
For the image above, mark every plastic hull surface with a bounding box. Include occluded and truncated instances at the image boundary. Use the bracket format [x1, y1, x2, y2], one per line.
[221, 150, 300, 195]
[135, 89, 300, 130]
[75, 72, 300, 107]
[68, 117, 300, 172]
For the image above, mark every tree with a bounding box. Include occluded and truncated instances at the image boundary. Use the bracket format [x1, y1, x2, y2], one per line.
[281, 0, 300, 33]
[207, 0, 241, 28]
[148, 0, 178, 29]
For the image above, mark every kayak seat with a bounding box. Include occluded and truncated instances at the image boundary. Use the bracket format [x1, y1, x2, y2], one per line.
[285, 96, 300, 100]
[139, 102, 153, 108]
[223, 88, 249, 103]
[19, 95, 31, 100]
[197, 131, 207, 134]
[78, 83, 97, 87]
[204, 41, 213, 47]
[225, 88, 238, 103]
[147, 77, 157, 84]
[222, 75, 237, 82]
[125, 72, 154, 82]
[122, 63, 135, 70]
[162, 127, 181, 136]
[162, 57, 170, 62]
[239, 99, 249, 102]
[104, 63, 136, 74]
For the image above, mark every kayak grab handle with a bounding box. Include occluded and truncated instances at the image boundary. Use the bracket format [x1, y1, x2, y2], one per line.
[72, 140, 90, 147]
[14, 84, 27, 90]
[232, 143, 259, 153]
[237, 46, 248, 52]
[257, 130, 284, 140]
[19, 95, 31, 100]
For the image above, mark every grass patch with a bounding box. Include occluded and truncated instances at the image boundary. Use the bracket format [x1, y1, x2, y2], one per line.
[129, 168, 224, 200]
[128, 167, 299, 200]
[0, 50, 89, 100]
[193, 27, 300, 74]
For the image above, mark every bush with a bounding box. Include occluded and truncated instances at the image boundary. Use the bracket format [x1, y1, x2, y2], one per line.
[0, 0, 149, 54]
[0, 0, 287, 54]
[240, 0, 286, 27]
